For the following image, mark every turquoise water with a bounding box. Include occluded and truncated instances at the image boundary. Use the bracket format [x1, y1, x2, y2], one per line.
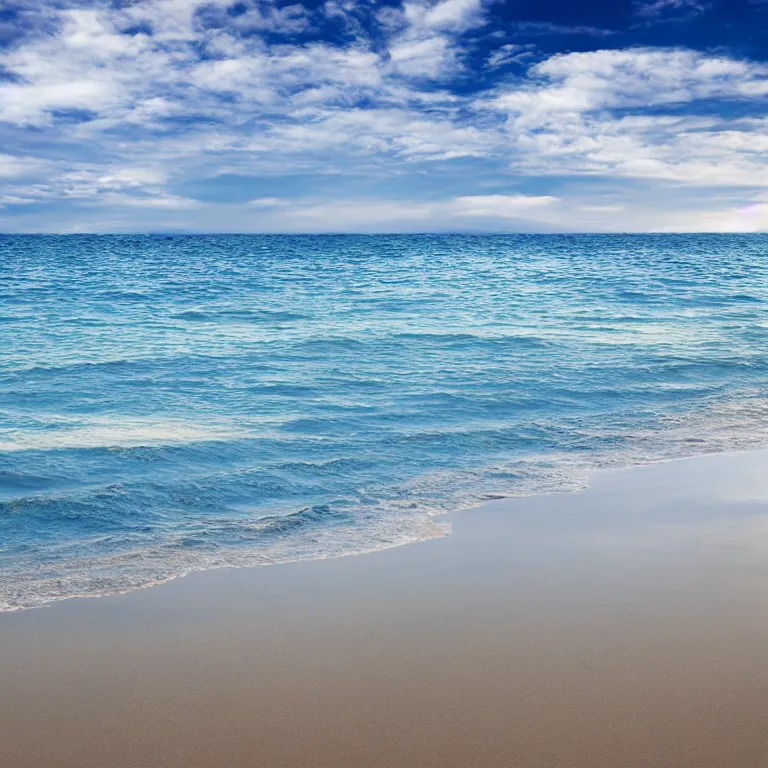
[1, 234, 767, 611]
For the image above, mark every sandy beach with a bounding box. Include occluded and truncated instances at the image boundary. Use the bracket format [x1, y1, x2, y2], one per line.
[2, 449, 767, 768]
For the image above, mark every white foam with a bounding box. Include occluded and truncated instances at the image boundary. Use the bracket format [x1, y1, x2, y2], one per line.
[3, 397, 768, 612]
[0, 417, 249, 451]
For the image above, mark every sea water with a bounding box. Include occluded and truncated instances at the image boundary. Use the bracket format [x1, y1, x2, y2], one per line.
[1, 234, 766, 611]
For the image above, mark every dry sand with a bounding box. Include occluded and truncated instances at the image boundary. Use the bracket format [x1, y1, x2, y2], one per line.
[2, 450, 768, 768]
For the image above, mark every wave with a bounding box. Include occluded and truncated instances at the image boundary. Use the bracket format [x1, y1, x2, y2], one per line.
[2, 393, 767, 612]
[171, 308, 310, 323]
[0, 470, 61, 495]
[0, 417, 249, 452]
[2, 233, 766, 612]
[391, 331, 552, 348]
[0, 496, 449, 613]
[95, 290, 153, 301]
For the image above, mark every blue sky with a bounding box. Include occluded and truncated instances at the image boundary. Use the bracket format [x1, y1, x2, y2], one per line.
[1, 0, 767, 232]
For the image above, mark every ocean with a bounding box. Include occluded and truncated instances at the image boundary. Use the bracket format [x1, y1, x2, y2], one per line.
[1, 233, 766, 611]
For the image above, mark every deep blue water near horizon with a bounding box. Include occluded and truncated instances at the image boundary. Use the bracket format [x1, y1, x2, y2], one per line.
[1, 233, 767, 611]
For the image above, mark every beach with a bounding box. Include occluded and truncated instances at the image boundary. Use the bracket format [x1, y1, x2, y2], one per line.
[3, 0, 768, 762]
[2, 449, 767, 768]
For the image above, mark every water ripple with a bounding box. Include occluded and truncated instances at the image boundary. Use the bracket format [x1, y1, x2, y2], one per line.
[1, 233, 767, 610]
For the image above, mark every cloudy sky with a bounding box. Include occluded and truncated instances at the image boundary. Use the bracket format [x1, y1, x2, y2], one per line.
[1, 0, 767, 232]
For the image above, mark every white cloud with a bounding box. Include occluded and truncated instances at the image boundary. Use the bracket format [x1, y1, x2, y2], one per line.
[100, 192, 201, 209]
[0, 153, 50, 178]
[245, 192, 767, 233]
[654, 202, 768, 232]
[3, 186, 768, 233]
[418, 0, 486, 31]
[485, 43, 534, 70]
[384, 0, 488, 78]
[1, 0, 768, 231]
[389, 37, 453, 78]
[488, 49, 768, 187]
[492, 49, 768, 118]
[633, 0, 711, 20]
[0, 164, 175, 207]
[510, 21, 615, 37]
[231, 193, 561, 230]
[248, 197, 283, 206]
[451, 194, 559, 215]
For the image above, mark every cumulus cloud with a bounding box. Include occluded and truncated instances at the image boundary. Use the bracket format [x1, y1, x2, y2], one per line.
[492, 49, 768, 117]
[0, 0, 768, 231]
[488, 49, 768, 187]
[384, 0, 488, 78]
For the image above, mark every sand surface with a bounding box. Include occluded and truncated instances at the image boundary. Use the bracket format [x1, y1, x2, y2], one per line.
[2, 450, 768, 768]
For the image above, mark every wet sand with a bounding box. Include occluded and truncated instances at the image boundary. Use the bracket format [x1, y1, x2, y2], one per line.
[1, 450, 768, 768]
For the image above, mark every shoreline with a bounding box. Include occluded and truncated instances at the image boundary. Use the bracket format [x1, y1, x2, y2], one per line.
[4, 445, 768, 615]
[2, 448, 768, 767]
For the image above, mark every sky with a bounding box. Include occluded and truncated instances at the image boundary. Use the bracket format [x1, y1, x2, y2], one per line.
[1, 0, 767, 233]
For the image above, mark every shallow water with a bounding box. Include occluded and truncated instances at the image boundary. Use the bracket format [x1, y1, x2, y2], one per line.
[1, 233, 767, 610]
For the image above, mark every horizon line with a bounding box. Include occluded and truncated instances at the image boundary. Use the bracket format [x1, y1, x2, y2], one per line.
[3, 231, 767, 237]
